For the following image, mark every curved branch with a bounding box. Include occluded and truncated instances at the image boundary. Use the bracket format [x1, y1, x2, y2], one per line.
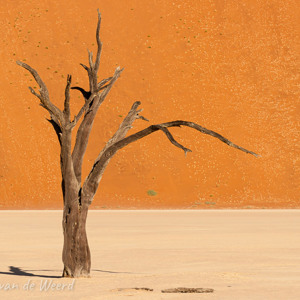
[102, 121, 259, 162]
[82, 120, 259, 204]
[80, 63, 89, 72]
[159, 127, 191, 156]
[47, 117, 62, 146]
[159, 121, 259, 157]
[94, 9, 102, 72]
[71, 87, 91, 100]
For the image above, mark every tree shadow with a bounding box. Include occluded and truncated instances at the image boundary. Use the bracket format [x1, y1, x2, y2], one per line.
[0, 266, 61, 278]
[0, 266, 134, 278]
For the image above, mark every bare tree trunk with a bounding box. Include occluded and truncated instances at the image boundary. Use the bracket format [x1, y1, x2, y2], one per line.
[62, 194, 91, 277]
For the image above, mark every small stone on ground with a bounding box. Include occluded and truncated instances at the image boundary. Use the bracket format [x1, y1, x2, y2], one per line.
[113, 287, 153, 292]
[161, 287, 214, 293]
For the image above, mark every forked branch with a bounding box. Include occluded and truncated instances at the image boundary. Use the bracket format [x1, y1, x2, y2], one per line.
[16, 61, 63, 124]
[94, 101, 149, 163]
[71, 66, 123, 183]
[82, 115, 259, 203]
[70, 9, 124, 184]
[69, 93, 97, 128]
[159, 121, 259, 156]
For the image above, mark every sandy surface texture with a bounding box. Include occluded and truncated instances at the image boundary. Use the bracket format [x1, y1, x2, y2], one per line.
[0, 210, 299, 299]
[0, 0, 299, 209]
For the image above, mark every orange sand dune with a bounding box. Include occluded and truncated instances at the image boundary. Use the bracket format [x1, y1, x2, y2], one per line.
[0, 0, 299, 209]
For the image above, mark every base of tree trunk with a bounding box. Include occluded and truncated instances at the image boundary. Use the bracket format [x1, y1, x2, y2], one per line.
[62, 266, 90, 278]
[62, 203, 91, 278]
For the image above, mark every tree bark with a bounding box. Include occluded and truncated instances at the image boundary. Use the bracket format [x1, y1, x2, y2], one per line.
[62, 199, 91, 277]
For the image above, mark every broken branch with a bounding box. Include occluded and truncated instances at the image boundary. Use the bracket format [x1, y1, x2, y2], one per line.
[63, 75, 72, 122]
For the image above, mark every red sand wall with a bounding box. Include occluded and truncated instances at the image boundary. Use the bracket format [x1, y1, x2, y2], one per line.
[0, 0, 299, 209]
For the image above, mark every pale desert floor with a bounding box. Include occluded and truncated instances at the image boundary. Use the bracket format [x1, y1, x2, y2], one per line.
[0, 210, 299, 299]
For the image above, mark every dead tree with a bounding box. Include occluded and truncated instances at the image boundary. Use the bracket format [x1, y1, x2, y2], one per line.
[17, 10, 258, 278]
